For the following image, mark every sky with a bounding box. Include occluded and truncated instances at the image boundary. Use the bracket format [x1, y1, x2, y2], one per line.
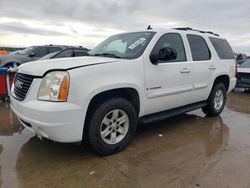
[0, 0, 250, 54]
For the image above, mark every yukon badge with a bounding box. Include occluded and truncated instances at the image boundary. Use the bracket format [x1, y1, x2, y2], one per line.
[15, 79, 23, 89]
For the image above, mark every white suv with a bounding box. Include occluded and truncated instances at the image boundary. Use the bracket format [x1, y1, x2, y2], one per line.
[10, 27, 237, 155]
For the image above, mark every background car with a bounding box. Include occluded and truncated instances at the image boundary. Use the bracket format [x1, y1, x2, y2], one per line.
[0, 45, 70, 68]
[236, 59, 250, 89]
[236, 53, 248, 65]
[39, 47, 89, 60]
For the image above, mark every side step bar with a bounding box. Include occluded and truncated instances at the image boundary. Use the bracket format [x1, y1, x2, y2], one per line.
[139, 101, 207, 124]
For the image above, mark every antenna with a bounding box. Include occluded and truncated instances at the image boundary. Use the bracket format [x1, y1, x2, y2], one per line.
[147, 25, 152, 30]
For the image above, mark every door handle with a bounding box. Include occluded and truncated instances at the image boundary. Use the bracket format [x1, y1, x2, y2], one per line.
[180, 68, 191, 73]
[208, 65, 216, 70]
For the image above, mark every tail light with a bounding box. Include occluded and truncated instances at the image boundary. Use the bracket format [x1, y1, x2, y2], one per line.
[235, 60, 238, 77]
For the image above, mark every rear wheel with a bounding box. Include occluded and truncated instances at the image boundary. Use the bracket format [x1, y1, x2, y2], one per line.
[84, 98, 138, 155]
[202, 83, 226, 116]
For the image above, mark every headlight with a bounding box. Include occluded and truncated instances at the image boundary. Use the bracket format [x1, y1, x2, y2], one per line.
[38, 71, 70, 102]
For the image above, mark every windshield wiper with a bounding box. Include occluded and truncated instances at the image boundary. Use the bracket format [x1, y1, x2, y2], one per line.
[93, 53, 121, 59]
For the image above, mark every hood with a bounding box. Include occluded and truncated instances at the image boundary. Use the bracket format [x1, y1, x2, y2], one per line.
[17, 56, 122, 76]
[0, 53, 29, 66]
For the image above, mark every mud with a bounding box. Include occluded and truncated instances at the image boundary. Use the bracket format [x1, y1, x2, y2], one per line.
[0, 92, 250, 188]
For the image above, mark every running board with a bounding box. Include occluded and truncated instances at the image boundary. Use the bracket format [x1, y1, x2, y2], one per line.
[139, 101, 207, 124]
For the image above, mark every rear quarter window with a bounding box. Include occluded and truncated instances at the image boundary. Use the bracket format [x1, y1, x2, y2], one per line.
[209, 37, 234, 59]
[187, 34, 211, 61]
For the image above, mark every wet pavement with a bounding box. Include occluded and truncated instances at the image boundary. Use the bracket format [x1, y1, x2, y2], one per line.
[0, 92, 250, 188]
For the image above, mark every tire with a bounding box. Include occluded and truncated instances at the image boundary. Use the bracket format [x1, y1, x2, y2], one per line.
[202, 83, 227, 117]
[84, 98, 138, 155]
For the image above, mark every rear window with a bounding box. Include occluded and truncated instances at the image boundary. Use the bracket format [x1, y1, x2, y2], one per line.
[187, 34, 211, 61]
[209, 37, 234, 59]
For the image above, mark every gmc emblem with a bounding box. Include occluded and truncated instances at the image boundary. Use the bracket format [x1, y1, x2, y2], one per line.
[15, 79, 23, 89]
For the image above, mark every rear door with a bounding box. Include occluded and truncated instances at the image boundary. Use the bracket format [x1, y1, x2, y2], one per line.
[186, 34, 214, 102]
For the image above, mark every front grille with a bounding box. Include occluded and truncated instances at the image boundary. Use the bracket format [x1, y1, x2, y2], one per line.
[13, 73, 34, 101]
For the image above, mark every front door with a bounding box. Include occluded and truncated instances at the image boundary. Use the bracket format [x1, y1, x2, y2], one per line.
[144, 33, 193, 115]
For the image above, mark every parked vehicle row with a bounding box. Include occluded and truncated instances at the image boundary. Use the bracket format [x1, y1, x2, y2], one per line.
[10, 27, 236, 155]
[0, 45, 89, 68]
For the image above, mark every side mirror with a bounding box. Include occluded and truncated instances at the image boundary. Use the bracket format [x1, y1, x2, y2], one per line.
[150, 47, 177, 65]
[29, 52, 36, 58]
[158, 47, 177, 61]
[149, 54, 159, 65]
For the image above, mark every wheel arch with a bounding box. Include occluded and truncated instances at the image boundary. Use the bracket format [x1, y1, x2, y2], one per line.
[212, 74, 230, 92]
[86, 87, 141, 117]
[82, 87, 141, 141]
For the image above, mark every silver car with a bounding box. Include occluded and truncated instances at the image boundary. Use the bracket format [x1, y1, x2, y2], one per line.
[0, 45, 69, 68]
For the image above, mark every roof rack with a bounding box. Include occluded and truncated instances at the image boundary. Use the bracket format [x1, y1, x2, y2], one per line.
[173, 27, 220, 36]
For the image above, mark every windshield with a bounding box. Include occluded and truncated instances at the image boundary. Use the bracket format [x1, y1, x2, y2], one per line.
[240, 59, 250, 68]
[18, 47, 34, 55]
[88, 32, 156, 59]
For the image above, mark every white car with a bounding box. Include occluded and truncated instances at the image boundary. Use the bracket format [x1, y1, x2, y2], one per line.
[10, 27, 237, 155]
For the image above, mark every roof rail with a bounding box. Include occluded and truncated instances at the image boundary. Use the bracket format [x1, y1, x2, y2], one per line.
[173, 27, 220, 36]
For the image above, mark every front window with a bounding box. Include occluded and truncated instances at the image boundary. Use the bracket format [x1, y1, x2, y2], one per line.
[88, 32, 156, 59]
[151, 33, 186, 63]
[18, 47, 34, 55]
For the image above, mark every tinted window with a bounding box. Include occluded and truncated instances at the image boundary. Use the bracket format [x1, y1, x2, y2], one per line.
[32, 47, 48, 57]
[187, 35, 211, 61]
[209, 37, 234, 59]
[74, 50, 88, 57]
[55, 50, 73, 58]
[151, 33, 186, 63]
[49, 47, 62, 53]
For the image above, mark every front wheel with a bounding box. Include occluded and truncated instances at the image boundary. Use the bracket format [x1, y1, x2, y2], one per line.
[84, 98, 138, 155]
[202, 83, 227, 117]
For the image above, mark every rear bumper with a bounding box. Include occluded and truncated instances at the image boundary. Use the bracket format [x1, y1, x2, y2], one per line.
[10, 96, 85, 143]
